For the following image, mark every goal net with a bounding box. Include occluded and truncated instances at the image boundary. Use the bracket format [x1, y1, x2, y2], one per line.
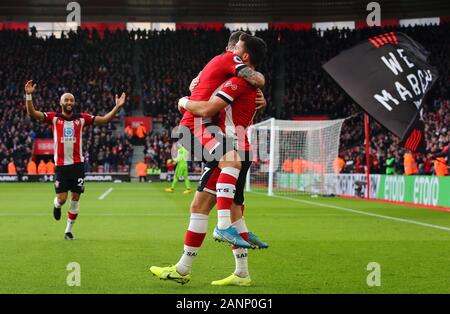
[246, 118, 345, 196]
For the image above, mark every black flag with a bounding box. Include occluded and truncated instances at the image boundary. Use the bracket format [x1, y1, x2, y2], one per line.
[323, 32, 438, 153]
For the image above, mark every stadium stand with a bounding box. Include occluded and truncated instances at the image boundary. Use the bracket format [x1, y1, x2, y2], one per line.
[0, 23, 448, 175]
[0, 28, 135, 173]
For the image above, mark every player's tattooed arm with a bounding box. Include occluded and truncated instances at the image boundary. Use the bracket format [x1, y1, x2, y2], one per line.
[24, 80, 45, 122]
[238, 67, 265, 89]
[178, 96, 227, 118]
[95, 92, 126, 125]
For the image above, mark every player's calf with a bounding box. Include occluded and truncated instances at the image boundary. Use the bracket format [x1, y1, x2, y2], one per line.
[53, 194, 67, 221]
[175, 213, 208, 276]
[64, 200, 79, 240]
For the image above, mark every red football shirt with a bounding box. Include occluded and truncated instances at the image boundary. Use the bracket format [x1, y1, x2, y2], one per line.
[43, 112, 95, 166]
[215, 77, 257, 151]
[179, 52, 247, 130]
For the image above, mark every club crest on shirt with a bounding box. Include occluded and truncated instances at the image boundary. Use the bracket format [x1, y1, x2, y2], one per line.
[74, 120, 80, 126]
[64, 127, 74, 137]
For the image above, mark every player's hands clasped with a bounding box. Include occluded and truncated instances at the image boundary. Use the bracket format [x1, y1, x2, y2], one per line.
[115, 92, 126, 108]
[178, 96, 189, 113]
[25, 80, 37, 95]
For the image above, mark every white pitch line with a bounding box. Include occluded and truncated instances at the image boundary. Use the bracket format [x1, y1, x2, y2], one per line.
[0, 213, 184, 217]
[98, 187, 113, 200]
[251, 192, 450, 232]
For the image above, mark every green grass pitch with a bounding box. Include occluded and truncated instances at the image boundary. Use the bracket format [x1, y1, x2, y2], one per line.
[1, 182, 450, 294]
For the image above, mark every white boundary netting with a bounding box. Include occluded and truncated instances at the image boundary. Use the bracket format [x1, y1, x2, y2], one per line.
[246, 118, 345, 196]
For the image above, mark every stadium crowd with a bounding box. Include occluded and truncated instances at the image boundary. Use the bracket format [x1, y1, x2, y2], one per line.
[280, 24, 450, 175]
[0, 27, 135, 173]
[0, 24, 448, 175]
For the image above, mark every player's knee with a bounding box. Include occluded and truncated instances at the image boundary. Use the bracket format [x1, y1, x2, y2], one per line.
[219, 160, 241, 170]
[69, 200, 80, 214]
[190, 199, 210, 215]
[58, 196, 67, 205]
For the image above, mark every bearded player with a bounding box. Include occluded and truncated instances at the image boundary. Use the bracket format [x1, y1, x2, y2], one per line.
[24, 80, 126, 240]
[171, 31, 265, 250]
[150, 34, 267, 286]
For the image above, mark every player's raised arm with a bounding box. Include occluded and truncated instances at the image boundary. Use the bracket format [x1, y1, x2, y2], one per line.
[178, 96, 227, 118]
[237, 67, 265, 89]
[94, 92, 126, 125]
[24, 80, 45, 122]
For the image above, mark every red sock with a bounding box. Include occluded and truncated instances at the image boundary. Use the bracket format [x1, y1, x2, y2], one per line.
[68, 212, 78, 220]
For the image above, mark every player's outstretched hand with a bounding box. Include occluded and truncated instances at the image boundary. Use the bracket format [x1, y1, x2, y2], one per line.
[25, 80, 37, 95]
[255, 89, 266, 113]
[115, 92, 126, 109]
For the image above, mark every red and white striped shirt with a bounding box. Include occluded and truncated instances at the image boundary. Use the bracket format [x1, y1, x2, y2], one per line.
[43, 112, 95, 166]
[215, 77, 257, 151]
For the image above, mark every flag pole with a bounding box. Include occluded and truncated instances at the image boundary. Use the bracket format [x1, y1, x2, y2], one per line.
[364, 114, 371, 199]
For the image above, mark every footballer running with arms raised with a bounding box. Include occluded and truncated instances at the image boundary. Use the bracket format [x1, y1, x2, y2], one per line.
[24, 80, 126, 240]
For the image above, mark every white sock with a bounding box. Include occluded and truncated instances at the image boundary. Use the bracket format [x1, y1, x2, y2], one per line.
[232, 218, 249, 278]
[176, 245, 199, 276]
[217, 210, 231, 229]
[232, 218, 248, 234]
[65, 201, 79, 234]
[233, 248, 249, 278]
[65, 219, 75, 233]
[176, 213, 208, 276]
[54, 197, 62, 208]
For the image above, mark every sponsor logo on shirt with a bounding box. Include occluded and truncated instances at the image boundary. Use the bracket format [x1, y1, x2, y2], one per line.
[61, 127, 76, 143]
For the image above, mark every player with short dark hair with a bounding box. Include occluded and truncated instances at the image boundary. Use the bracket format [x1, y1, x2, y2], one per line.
[150, 34, 267, 286]
[24, 80, 126, 240]
[173, 31, 266, 249]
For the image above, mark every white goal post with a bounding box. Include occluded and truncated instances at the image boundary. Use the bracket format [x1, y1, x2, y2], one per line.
[246, 118, 345, 196]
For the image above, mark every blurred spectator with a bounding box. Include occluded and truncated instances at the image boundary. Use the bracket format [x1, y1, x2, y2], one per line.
[8, 159, 16, 174]
[27, 158, 37, 175]
[135, 123, 147, 145]
[333, 156, 346, 174]
[37, 160, 47, 174]
[46, 160, 55, 175]
[0, 25, 448, 176]
[404, 152, 419, 175]
[385, 153, 396, 175]
[135, 160, 148, 182]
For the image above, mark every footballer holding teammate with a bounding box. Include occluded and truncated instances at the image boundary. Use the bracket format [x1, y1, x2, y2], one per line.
[172, 31, 266, 250]
[24, 80, 126, 240]
[150, 34, 267, 286]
